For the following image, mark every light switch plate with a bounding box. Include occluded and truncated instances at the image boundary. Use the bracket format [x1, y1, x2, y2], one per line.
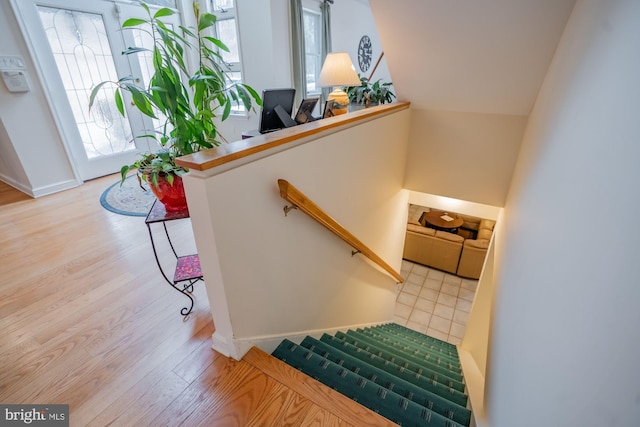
[2, 70, 30, 92]
[0, 56, 26, 70]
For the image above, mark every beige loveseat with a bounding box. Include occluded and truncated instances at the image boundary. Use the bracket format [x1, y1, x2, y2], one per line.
[403, 224, 465, 274]
[403, 206, 495, 279]
[456, 219, 495, 279]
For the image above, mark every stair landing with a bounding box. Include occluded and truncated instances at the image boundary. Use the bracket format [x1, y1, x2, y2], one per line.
[243, 346, 396, 426]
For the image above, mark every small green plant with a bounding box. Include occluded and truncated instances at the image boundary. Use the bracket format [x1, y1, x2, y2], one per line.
[89, 2, 261, 188]
[345, 74, 396, 107]
[124, 149, 182, 188]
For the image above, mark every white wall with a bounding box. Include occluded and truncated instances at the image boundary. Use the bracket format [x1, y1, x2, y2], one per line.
[0, 0, 78, 196]
[405, 109, 527, 207]
[331, 0, 392, 86]
[183, 108, 411, 359]
[457, 209, 503, 427]
[215, 0, 292, 143]
[490, 1, 640, 425]
[369, 0, 576, 116]
[369, 0, 575, 207]
[0, 117, 29, 190]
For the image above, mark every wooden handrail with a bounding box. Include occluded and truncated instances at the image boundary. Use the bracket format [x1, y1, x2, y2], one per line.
[278, 179, 405, 283]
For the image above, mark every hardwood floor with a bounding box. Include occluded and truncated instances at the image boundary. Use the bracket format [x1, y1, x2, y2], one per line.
[0, 176, 393, 426]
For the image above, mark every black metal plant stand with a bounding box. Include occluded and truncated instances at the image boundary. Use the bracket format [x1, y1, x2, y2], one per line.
[145, 200, 203, 316]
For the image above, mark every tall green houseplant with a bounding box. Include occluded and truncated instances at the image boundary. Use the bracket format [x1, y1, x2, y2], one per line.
[90, 2, 261, 188]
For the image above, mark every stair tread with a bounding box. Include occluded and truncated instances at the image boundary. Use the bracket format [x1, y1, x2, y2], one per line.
[272, 340, 465, 427]
[370, 325, 461, 356]
[349, 329, 461, 370]
[381, 323, 458, 349]
[340, 330, 464, 382]
[321, 333, 468, 407]
[301, 336, 471, 426]
[359, 328, 461, 366]
[376, 323, 458, 353]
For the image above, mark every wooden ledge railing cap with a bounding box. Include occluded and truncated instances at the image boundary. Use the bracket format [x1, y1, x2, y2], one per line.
[176, 102, 410, 172]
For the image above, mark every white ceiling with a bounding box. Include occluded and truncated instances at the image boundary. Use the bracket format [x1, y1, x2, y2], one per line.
[369, 0, 577, 116]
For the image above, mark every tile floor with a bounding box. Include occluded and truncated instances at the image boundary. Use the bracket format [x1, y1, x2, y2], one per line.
[395, 260, 478, 345]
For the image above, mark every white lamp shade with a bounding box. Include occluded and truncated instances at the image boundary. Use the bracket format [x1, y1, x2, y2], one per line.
[317, 52, 362, 87]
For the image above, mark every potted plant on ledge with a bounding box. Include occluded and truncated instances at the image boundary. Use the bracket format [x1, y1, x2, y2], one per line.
[345, 74, 396, 109]
[90, 2, 261, 211]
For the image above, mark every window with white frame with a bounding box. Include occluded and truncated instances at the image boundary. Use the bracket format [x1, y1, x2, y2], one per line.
[141, 0, 177, 8]
[303, 7, 322, 96]
[211, 0, 245, 112]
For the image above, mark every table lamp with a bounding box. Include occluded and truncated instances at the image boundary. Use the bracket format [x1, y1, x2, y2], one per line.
[317, 52, 362, 115]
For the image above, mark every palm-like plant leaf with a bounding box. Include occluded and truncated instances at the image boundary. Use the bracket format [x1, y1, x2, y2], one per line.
[88, 1, 262, 188]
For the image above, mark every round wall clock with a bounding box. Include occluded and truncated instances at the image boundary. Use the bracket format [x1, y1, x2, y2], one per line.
[358, 35, 372, 72]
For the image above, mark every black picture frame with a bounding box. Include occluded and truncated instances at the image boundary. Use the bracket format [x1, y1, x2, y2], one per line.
[323, 99, 336, 119]
[294, 97, 319, 124]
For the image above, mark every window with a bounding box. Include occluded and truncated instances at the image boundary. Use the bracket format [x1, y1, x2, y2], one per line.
[141, 0, 177, 8]
[211, 0, 245, 113]
[292, 0, 331, 108]
[303, 8, 322, 96]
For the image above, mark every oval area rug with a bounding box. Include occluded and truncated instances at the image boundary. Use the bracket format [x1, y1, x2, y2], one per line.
[100, 175, 156, 217]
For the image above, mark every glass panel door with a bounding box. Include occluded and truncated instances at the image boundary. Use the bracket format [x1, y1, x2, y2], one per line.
[37, 6, 136, 161]
[20, 0, 180, 180]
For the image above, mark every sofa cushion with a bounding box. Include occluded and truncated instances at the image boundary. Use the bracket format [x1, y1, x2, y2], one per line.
[457, 214, 481, 231]
[479, 219, 496, 231]
[465, 239, 490, 249]
[408, 205, 426, 224]
[435, 230, 464, 243]
[407, 223, 436, 236]
[477, 228, 493, 241]
[418, 212, 428, 227]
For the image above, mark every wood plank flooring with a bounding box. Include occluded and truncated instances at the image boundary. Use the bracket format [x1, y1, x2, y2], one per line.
[0, 176, 393, 426]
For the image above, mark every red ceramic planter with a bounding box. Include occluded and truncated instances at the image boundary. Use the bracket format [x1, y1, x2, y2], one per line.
[149, 174, 188, 212]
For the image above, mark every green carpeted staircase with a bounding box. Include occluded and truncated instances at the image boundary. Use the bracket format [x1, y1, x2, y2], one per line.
[271, 323, 470, 427]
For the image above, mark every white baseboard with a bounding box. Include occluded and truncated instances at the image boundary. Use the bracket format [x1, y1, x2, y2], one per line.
[458, 348, 489, 427]
[0, 174, 35, 197]
[32, 179, 81, 197]
[0, 174, 80, 198]
[211, 331, 238, 359]
[212, 320, 393, 361]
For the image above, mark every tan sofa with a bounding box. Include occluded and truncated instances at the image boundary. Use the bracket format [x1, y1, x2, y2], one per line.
[403, 223, 465, 274]
[456, 219, 495, 279]
[403, 206, 495, 279]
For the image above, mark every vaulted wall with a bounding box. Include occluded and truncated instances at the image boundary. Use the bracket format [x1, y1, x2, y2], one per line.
[370, 0, 576, 206]
[491, 1, 640, 424]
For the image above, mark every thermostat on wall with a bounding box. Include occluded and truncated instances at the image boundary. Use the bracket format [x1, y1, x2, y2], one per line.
[1, 70, 30, 93]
